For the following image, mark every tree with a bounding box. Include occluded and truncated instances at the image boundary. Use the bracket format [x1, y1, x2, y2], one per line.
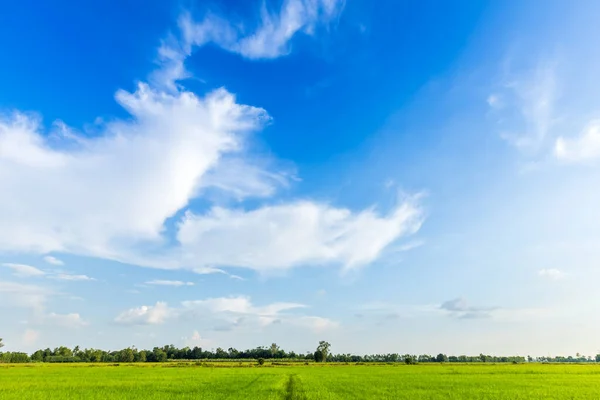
[596, 354, 600, 363]
[0, 338, 4, 349]
[314, 341, 331, 363]
[31, 350, 44, 362]
[436, 353, 448, 363]
[404, 355, 416, 365]
[270, 343, 279, 357]
[118, 348, 135, 363]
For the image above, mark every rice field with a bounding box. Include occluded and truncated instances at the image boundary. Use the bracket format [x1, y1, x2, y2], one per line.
[1, 362, 600, 399]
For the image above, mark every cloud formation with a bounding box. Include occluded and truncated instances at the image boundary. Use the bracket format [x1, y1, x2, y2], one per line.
[489, 63, 557, 153]
[555, 121, 600, 162]
[177, 198, 422, 272]
[538, 268, 564, 280]
[154, 0, 345, 90]
[2, 263, 45, 278]
[440, 298, 497, 319]
[145, 280, 195, 287]
[115, 301, 172, 325]
[0, 0, 422, 277]
[1, 263, 95, 282]
[115, 296, 336, 333]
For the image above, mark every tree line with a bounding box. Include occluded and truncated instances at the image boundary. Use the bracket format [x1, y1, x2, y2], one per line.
[1, 338, 599, 364]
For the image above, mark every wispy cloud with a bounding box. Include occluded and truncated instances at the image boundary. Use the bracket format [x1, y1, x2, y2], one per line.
[115, 302, 172, 325]
[440, 298, 497, 319]
[490, 62, 558, 153]
[50, 273, 96, 282]
[538, 268, 565, 280]
[45, 312, 88, 328]
[1, 263, 45, 278]
[0, 281, 53, 311]
[43, 256, 64, 266]
[555, 121, 600, 163]
[115, 295, 336, 332]
[145, 280, 194, 287]
[153, 0, 345, 90]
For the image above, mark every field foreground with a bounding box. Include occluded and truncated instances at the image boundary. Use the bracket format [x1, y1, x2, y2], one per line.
[2, 363, 600, 399]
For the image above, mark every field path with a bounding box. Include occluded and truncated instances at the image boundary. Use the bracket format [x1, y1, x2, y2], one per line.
[284, 373, 306, 400]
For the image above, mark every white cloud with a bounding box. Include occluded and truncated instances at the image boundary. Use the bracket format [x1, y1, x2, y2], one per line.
[491, 63, 558, 152]
[181, 0, 344, 58]
[50, 273, 96, 282]
[115, 296, 335, 333]
[0, 85, 272, 262]
[538, 268, 564, 280]
[182, 330, 211, 347]
[554, 121, 600, 162]
[45, 312, 88, 328]
[145, 280, 194, 287]
[22, 329, 40, 346]
[182, 296, 306, 316]
[0, 281, 52, 310]
[0, 2, 423, 277]
[1, 263, 95, 281]
[115, 301, 173, 325]
[177, 198, 422, 273]
[153, 0, 344, 90]
[43, 256, 64, 266]
[1, 263, 45, 278]
[291, 316, 339, 332]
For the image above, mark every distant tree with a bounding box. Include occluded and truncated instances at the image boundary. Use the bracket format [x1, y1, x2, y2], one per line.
[314, 341, 331, 363]
[31, 350, 44, 362]
[151, 347, 167, 362]
[118, 348, 135, 363]
[596, 354, 600, 363]
[404, 355, 416, 365]
[436, 353, 448, 363]
[0, 338, 4, 349]
[270, 343, 279, 357]
[257, 358, 265, 365]
[215, 347, 228, 359]
[54, 346, 73, 358]
[135, 350, 147, 363]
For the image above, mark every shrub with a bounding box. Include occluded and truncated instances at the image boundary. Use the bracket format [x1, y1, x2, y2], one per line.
[257, 358, 265, 366]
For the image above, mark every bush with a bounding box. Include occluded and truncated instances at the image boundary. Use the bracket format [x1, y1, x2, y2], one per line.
[257, 358, 265, 366]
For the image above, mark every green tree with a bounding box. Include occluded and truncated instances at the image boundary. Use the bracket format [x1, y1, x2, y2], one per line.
[314, 341, 331, 362]
[404, 355, 416, 365]
[31, 350, 44, 362]
[153, 348, 167, 362]
[436, 353, 448, 363]
[0, 338, 4, 349]
[135, 350, 147, 362]
[118, 348, 135, 363]
[596, 354, 600, 363]
[270, 343, 279, 357]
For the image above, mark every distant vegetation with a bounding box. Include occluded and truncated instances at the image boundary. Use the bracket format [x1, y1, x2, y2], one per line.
[1, 338, 599, 364]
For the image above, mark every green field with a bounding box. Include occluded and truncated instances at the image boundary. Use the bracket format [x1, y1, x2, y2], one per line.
[2, 363, 600, 399]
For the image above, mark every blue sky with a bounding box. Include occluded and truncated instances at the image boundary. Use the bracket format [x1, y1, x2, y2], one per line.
[2, 0, 600, 356]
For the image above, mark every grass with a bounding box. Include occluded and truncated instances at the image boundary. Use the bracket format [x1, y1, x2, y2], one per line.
[1, 363, 600, 399]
